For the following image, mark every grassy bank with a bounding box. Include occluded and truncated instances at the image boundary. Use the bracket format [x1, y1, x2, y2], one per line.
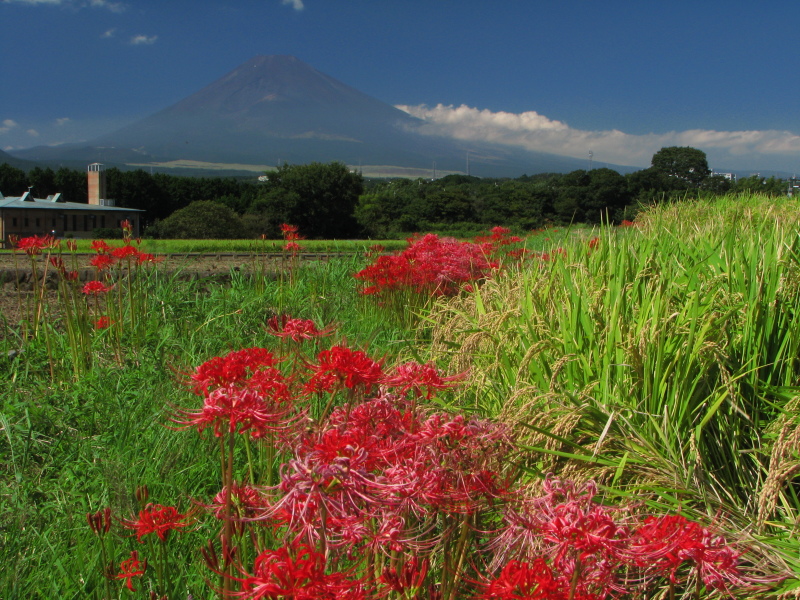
[1, 194, 799, 598]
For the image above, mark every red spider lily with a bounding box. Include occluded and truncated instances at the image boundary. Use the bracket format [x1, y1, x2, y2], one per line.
[618, 220, 635, 228]
[304, 345, 384, 394]
[380, 555, 430, 597]
[480, 558, 569, 600]
[87, 507, 112, 536]
[230, 543, 366, 600]
[280, 223, 299, 236]
[115, 550, 147, 592]
[190, 347, 282, 395]
[381, 361, 466, 399]
[111, 244, 139, 260]
[136, 252, 160, 264]
[122, 503, 188, 543]
[174, 384, 296, 438]
[488, 478, 628, 597]
[588, 237, 600, 251]
[272, 396, 515, 552]
[16, 235, 57, 255]
[90, 253, 116, 270]
[49, 256, 65, 271]
[66, 239, 78, 252]
[121, 219, 132, 231]
[284, 241, 303, 253]
[90, 239, 112, 253]
[63, 270, 79, 281]
[266, 315, 335, 342]
[211, 482, 269, 520]
[94, 316, 112, 329]
[82, 280, 112, 295]
[355, 233, 494, 297]
[626, 514, 745, 591]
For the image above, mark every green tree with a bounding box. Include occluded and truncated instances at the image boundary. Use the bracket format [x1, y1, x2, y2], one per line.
[0, 163, 27, 196]
[252, 162, 363, 238]
[152, 200, 245, 239]
[650, 146, 711, 188]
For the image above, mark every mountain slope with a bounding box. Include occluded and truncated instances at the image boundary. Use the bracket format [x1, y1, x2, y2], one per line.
[10, 56, 625, 177]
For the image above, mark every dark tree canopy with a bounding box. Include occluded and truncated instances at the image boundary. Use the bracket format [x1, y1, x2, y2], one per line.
[251, 162, 363, 239]
[651, 146, 711, 188]
[152, 200, 245, 239]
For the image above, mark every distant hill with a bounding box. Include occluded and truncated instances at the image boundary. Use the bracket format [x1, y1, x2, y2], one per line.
[9, 55, 631, 177]
[0, 148, 37, 170]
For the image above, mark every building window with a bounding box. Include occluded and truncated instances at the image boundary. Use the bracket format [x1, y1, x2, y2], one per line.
[35, 218, 40, 227]
[101, 215, 106, 228]
[12, 217, 17, 226]
[72, 215, 77, 230]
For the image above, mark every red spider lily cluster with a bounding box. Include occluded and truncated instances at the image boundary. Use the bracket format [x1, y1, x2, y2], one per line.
[281, 223, 304, 253]
[175, 347, 297, 439]
[354, 233, 498, 297]
[83, 322, 772, 599]
[483, 478, 756, 599]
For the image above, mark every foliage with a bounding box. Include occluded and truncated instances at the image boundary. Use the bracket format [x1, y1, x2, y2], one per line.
[0, 199, 796, 597]
[250, 161, 363, 239]
[650, 146, 711, 188]
[423, 194, 800, 591]
[150, 200, 246, 239]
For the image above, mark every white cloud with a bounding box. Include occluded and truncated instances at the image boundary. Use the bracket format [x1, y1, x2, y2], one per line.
[55, 117, 71, 126]
[0, 119, 19, 134]
[130, 34, 157, 45]
[101, 28, 116, 38]
[26, 129, 40, 137]
[397, 103, 800, 170]
[281, 0, 304, 11]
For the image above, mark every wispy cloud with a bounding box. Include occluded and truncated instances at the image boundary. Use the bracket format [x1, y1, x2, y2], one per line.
[130, 34, 157, 45]
[397, 103, 800, 170]
[88, 0, 124, 12]
[101, 27, 116, 38]
[55, 117, 71, 126]
[3, 0, 126, 10]
[0, 119, 19, 134]
[26, 129, 40, 137]
[281, 0, 304, 11]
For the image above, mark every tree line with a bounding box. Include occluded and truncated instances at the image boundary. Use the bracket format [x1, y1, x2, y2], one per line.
[0, 147, 792, 239]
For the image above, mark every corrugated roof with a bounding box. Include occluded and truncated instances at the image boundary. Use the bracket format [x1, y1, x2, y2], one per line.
[0, 196, 143, 212]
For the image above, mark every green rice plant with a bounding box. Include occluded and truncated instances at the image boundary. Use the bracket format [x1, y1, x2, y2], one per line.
[423, 195, 800, 571]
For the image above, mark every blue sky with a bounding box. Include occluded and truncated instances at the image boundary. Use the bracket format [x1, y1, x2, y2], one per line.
[2, 0, 800, 173]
